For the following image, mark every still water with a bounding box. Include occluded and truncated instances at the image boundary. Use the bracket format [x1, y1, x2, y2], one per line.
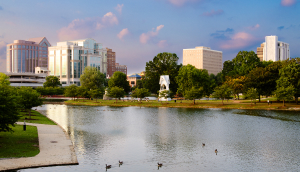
[19, 105, 300, 172]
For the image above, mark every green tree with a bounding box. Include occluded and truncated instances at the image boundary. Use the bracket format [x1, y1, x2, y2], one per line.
[77, 86, 89, 101]
[245, 88, 258, 105]
[64, 84, 78, 100]
[43, 76, 62, 88]
[184, 87, 204, 104]
[89, 89, 103, 102]
[136, 80, 143, 89]
[158, 90, 171, 103]
[277, 60, 300, 104]
[0, 73, 10, 86]
[108, 71, 130, 93]
[212, 84, 232, 105]
[0, 85, 20, 132]
[17, 87, 43, 119]
[80, 66, 106, 91]
[108, 86, 126, 103]
[274, 84, 295, 106]
[143, 52, 181, 94]
[176, 64, 210, 97]
[133, 88, 151, 102]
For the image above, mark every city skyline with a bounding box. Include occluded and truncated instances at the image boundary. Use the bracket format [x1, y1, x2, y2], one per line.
[0, 0, 299, 74]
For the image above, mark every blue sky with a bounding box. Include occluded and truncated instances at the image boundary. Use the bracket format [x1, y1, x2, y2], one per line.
[0, 0, 299, 74]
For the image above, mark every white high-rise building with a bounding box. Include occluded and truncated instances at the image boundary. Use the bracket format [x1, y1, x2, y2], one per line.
[48, 38, 107, 86]
[257, 36, 290, 61]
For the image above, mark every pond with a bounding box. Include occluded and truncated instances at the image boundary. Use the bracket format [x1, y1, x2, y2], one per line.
[19, 105, 300, 172]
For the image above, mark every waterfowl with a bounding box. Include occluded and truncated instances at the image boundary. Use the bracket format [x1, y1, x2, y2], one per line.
[202, 143, 205, 146]
[215, 149, 218, 153]
[119, 160, 123, 165]
[157, 162, 163, 167]
[106, 164, 111, 169]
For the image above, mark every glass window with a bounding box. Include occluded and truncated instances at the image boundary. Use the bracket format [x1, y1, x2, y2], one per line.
[62, 81, 66, 84]
[33, 46, 35, 49]
[26, 46, 29, 49]
[18, 45, 21, 48]
[22, 45, 25, 49]
[14, 45, 17, 48]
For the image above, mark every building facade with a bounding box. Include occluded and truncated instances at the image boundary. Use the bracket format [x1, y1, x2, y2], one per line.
[48, 38, 107, 86]
[257, 35, 290, 61]
[6, 37, 51, 73]
[106, 48, 116, 77]
[115, 63, 127, 75]
[127, 74, 142, 87]
[183, 46, 222, 75]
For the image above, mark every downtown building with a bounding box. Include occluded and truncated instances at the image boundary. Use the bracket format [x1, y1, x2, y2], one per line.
[6, 37, 51, 73]
[183, 46, 222, 75]
[106, 48, 127, 77]
[48, 38, 107, 86]
[257, 35, 290, 61]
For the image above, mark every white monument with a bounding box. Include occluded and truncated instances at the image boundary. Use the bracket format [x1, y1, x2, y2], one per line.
[159, 75, 171, 101]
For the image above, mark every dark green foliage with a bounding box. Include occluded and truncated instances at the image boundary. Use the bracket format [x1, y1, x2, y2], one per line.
[64, 84, 78, 100]
[80, 66, 106, 91]
[143, 52, 181, 94]
[17, 87, 43, 119]
[184, 87, 204, 104]
[131, 88, 150, 101]
[43, 76, 62, 88]
[212, 84, 232, 105]
[107, 86, 126, 103]
[108, 71, 130, 93]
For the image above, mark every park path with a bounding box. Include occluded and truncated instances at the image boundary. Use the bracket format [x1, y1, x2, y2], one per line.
[0, 122, 78, 171]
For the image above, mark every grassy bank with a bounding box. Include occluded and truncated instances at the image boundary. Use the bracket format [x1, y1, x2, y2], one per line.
[64, 99, 300, 110]
[0, 125, 39, 158]
[18, 110, 56, 125]
[0, 110, 56, 159]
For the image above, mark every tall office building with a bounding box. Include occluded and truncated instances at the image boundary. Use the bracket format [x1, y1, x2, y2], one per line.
[6, 37, 51, 73]
[257, 35, 290, 61]
[183, 46, 222, 75]
[48, 38, 107, 86]
[106, 48, 116, 77]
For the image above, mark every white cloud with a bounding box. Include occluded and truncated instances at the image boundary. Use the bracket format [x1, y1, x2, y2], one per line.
[58, 12, 118, 41]
[220, 32, 258, 50]
[158, 40, 168, 48]
[202, 9, 224, 17]
[248, 24, 260, 30]
[117, 28, 129, 40]
[115, 4, 124, 14]
[140, 25, 164, 44]
[168, 0, 199, 6]
[281, 0, 297, 6]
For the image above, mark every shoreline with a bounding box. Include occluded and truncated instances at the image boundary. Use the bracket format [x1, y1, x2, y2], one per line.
[63, 100, 300, 111]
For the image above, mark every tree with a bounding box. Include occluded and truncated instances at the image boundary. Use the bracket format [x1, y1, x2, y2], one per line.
[43, 76, 62, 88]
[245, 88, 258, 105]
[89, 89, 103, 102]
[108, 71, 130, 93]
[17, 87, 43, 119]
[277, 60, 300, 104]
[184, 87, 204, 104]
[176, 64, 210, 97]
[108, 86, 126, 103]
[212, 84, 232, 105]
[80, 66, 106, 91]
[0, 85, 20, 132]
[132, 88, 151, 102]
[158, 90, 171, 103]
[77, 86, 89, 101]
[143, 52, 181, 94]
[225, 76, 245, 100]
[64, 84, 78, 100]
[136, 80, 143, 89]
[0, 72, 10, 86]
[274, 85, 295, 106]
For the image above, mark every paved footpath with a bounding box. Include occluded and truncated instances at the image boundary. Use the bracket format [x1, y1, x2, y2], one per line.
[0, 122, 78, 171]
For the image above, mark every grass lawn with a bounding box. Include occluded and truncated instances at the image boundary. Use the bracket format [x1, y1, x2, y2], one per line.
[0, 125, 39, 158]
[18, 110, 56, 125]
[64, 98, 300, 110]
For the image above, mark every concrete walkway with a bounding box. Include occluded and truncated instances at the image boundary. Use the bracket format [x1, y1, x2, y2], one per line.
[0, 122, 78, 171]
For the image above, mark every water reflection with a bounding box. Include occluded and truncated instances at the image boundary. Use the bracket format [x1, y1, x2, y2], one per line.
[19, 105, 300, 172]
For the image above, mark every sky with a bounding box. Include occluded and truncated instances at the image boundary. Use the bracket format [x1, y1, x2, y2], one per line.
[0, 0, 300, 74]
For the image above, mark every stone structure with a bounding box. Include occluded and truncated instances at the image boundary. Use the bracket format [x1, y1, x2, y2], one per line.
[183, 46, 222, 75]
[159, 75, 171, 101]
[257, 35, 290, 62]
